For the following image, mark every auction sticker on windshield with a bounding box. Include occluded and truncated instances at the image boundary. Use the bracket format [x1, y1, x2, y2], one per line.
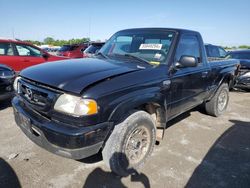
[139, 44, 162, 50]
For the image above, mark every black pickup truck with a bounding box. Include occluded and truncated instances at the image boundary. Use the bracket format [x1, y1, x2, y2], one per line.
[12, 28, 239, 176]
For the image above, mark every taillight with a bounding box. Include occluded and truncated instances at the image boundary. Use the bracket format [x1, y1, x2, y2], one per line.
[82, 53, 88, 58]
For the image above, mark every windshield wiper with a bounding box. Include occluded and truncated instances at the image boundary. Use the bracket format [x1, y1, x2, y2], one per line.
[124, 54, 151, 65]
[96, 51, 109, 59]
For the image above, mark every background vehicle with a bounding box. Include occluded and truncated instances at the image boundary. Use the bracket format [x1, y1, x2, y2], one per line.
[205, 44, 227, 58]
[227, 50, 250, 90]
[0, 39, 67, 72]
[0, 64, 15, 100]
[82, 42, 105, 58]
[227, 50, 250, 69]
[12, 28, 239, 176]
[57, 43, 88, 58]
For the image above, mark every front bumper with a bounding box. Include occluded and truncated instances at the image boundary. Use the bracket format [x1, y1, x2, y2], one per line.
[12, 96, 112, 159]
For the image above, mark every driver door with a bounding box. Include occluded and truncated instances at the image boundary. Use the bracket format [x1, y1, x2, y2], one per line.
[169, 34, 208, 117]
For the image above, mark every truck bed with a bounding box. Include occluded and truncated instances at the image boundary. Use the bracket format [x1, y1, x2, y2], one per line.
[208, 58, 240, 68]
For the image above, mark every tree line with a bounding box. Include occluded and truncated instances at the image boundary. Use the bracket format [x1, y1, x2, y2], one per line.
[24, 37, 90, 46]
[24, 37, 250, 49]
[223, 45, 250, 50]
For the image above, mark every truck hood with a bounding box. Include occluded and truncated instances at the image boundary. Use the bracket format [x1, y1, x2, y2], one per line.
[20, 58, 141, 94]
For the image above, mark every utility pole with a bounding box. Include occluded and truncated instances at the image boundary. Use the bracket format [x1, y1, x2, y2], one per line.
[88, 15, 91, 42]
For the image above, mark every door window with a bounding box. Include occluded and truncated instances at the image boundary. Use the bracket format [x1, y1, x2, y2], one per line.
[15, 44, 41, 57]
[175, 35, 201, 63]
[218, 47, 227, 58]
[0, 42, 14, 56]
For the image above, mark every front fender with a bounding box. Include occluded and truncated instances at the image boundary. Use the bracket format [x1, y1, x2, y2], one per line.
[108, 87, 165, 124]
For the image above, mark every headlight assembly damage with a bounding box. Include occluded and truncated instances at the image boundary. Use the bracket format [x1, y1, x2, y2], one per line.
[13, 76, 21, 92]
[54, 94, 98, 116]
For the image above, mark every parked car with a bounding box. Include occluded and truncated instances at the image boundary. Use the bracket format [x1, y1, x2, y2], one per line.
[0, 39, 67, 72]
[57, 44, 88, 58]
[227, 50, 250, 90]
[82, 42, 105, 58]
[12, 28, 239, 176]
[0, 64, 15, 101]
[205, 44, 227, 58]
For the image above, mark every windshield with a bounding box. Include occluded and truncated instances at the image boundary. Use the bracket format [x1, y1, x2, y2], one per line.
[99, 30, 176, 64]
[229, 52, 250, 60]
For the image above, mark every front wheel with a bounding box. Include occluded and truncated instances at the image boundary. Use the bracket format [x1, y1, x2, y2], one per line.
[205, 83, 229, 117]
[102, 111, 156, 176]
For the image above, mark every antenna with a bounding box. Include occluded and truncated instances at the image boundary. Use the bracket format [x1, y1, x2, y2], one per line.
[12, 28, 15, 38]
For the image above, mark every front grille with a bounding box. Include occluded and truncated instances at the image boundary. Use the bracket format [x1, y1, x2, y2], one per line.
[17, 78, 95, 127]
[18, 79, 60, 113]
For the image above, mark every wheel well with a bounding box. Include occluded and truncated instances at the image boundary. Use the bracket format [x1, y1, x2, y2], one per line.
[136, 103, 166, 143]
[225, 73, 234, 84]
[223, 74, 234, 89]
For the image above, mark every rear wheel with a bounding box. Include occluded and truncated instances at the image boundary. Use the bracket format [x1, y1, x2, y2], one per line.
[205, 83, 229, 117]
[102, 111, 156, 176]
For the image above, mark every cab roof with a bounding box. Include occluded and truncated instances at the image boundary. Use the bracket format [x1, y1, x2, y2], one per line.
[117, 27, 200, 35]
[0, 38, 33, 46]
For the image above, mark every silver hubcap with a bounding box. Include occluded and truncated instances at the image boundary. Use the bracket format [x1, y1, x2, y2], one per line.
[218, 90, 228, 111]
[125, 125, 150, 165]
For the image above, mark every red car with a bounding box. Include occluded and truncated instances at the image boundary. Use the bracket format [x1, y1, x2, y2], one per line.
[0, 39, 67, 72]
[57, 44, 88, 58]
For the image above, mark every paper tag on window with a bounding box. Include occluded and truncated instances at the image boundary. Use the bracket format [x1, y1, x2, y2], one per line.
[154, 53, 162, 59]
[139, 44, 162, 50]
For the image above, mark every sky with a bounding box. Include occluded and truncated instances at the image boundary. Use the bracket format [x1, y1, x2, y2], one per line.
[0, 0, 249, 46]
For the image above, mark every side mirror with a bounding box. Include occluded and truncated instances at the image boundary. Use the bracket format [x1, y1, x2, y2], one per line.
[175, 55, 198, 68]
[42, 51, 49, 59]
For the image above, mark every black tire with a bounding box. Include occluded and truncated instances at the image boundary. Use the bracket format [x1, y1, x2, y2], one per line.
[205, 83, 229, 117]
[243, 88, 250, 92]
[102, 111, 156, 176]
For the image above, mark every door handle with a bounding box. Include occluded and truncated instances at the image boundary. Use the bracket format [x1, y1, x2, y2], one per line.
[202, 71, 208, 78]
[22, 59, 30, 62]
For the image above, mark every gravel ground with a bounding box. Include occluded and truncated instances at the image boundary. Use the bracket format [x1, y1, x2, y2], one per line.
[0, 91, 250, 188]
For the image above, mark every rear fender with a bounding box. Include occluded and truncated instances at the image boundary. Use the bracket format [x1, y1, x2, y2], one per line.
[208, 69, 235, 101]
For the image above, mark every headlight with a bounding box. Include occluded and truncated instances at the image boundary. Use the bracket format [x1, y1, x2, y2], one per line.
[13, 76, 21, 92]
[54, 94, 98, 116]
[0, 70, 15, 79]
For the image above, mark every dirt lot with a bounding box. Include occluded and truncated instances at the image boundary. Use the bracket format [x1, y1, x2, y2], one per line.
[0, 91, 250, 188]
